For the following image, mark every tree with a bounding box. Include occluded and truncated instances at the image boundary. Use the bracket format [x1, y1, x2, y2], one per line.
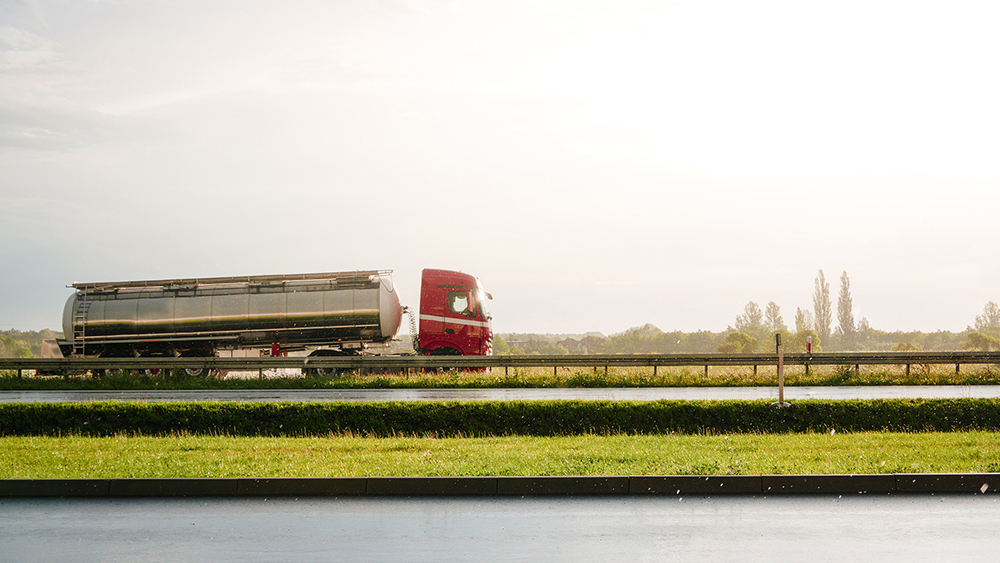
[856, 316, 872, 348]
[788, 328, 821, 353]
[963, 331, 1000, 352]
[735, 302, 766, 341]
[492, 335, 512, 355]
[794, 307, 814, 333]
[0, 334, 33, 358]
[836, 270, 856, 349]
[813, 270, 832, 346]
[717, 332, 759, 353]
[765, 302, 787, 333]
[975, 302, 1000, 339]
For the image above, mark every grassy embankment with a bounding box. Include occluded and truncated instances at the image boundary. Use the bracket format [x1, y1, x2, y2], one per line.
[5, 365, 999, 479]
[3, 432, 999, 478]
[2, 399, 1000, 478]
[3, 363, 1000, 389]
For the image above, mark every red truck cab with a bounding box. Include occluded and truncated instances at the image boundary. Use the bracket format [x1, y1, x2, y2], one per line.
[418, 269, 493, 356]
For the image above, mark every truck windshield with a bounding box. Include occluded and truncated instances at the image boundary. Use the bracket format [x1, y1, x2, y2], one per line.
[476, 289, 489, 318]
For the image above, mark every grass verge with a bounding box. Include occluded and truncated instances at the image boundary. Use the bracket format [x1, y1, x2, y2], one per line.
[3, 432, 999, 478]
[4, 363, 1000, 390]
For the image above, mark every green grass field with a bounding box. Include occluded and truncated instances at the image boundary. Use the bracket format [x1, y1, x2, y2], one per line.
[4, 432, 999, 478]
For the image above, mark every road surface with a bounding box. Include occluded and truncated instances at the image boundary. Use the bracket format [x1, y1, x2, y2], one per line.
[2, 495, 999, 562]
[2, 385, 1000, 403]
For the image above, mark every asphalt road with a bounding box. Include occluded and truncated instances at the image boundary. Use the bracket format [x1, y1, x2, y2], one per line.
[3, 495, 999, 562]
[2, 385, 1000, 403]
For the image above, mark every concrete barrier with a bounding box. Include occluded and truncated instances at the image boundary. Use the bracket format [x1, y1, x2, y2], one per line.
[237, 477, 366, 496]
[763, 474, 895, 494]
[3, 474, 999, 497]
[895, 473, 1000, 494]
[497, 476, 629, 495]
[630, 475, 762, 495]
[109, 478, 239, 497]
[366, 477, 497, 496]
[0, 478, 110, 497]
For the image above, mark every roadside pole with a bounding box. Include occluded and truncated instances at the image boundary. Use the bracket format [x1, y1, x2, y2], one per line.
[773, 333, 790, 408]
[805, 336, 812, 375]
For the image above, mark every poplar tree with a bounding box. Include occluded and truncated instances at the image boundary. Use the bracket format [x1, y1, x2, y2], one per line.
[836, 270, 856, 348]
[735, 302, 766, 341]
[813, 270, 832, 345]
[794, 307, 814, 333]
[975, 302, 1000, 338]
[765, 301, 787, 333]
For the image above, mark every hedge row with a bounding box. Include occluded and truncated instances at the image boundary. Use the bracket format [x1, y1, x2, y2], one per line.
[2, 399, 1000, 437]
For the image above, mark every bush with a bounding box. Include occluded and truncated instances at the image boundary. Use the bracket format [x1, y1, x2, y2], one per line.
[716, 332, 758, 354]
[3, 399, 1000, 437]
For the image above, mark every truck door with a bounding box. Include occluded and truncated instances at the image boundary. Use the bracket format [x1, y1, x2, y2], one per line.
[444, 290, 482, 354]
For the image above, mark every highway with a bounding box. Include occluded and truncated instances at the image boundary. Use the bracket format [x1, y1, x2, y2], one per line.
[3, 495, 1000, 562]
[3, 385, 1000, 403]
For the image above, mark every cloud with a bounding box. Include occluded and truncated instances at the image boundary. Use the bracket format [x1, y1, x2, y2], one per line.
[0, 25, 60, 70]
[0, 100, 161, 151]
[0, 102, 106, 150]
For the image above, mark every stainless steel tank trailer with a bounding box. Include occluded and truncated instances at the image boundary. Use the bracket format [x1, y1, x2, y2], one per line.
[49, 268, 492, 376]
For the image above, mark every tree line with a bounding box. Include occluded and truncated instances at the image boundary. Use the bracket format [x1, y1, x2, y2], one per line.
[723, 270, 1000, 353]
[0, 329, 62, 358]
[497, 270, 1000, 355]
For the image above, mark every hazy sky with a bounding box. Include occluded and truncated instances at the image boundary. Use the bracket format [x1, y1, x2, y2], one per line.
[2, 0, 1000, 336]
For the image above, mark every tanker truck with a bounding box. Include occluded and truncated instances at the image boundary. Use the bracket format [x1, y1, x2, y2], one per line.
[50, 268, 492, 376]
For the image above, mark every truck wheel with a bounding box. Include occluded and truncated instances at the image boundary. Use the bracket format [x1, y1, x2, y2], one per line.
[312, 366, 338, 377]
[304, 367, 337, 377]
[184, 367, 212, 378]
[306, 349, 348, 377]
[428, 347, 461, 373]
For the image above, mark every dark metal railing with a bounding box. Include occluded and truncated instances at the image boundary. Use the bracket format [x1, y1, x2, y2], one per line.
[2, 351, 999, 374]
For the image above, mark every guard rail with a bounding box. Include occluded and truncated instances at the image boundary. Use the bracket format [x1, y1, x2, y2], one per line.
[2, 351, 999, 374]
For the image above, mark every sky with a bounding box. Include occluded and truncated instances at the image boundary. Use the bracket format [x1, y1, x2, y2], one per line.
[2, 0, 1000, 336]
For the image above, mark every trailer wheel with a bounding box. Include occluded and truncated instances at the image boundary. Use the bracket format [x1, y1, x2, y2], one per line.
[306, 350, 348, 378]
[427, 347, 461, 373]
[183, 367, 212, 378]
[311, 366, 338, 377]
[304, 366, 338, 377]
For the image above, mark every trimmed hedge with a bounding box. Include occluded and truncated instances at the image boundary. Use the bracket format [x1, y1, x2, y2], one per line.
[2, 399, 1000, 437]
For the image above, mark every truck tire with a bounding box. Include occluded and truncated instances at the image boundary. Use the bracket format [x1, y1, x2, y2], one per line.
[428, 347, 461, 373]
[305, 349, 348, 378]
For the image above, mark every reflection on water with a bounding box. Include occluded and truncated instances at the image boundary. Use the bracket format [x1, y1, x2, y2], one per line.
[2, 495, 999, 562]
